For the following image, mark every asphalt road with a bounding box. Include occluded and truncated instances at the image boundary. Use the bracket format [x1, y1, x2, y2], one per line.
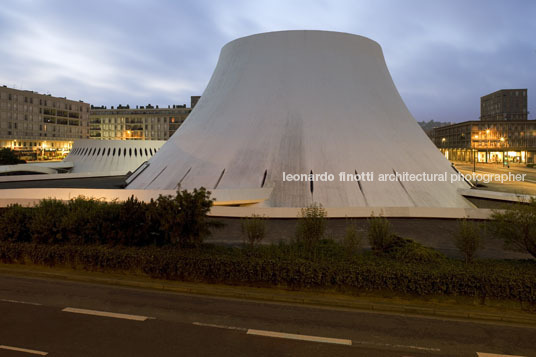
[0, 274, 533, 357]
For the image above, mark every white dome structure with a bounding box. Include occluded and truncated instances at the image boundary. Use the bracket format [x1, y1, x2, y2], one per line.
[65, 139, 165, 174]
[127, 30, 472, 208]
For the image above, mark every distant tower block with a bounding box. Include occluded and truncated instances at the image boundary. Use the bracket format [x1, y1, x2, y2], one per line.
[128, 31, 472, 208]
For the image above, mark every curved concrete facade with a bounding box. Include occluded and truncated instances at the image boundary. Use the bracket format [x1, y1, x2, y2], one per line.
[65, 139, 165, 174]
[128, 30, 472, 208]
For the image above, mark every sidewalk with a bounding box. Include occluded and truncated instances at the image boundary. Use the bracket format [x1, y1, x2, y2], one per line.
[1, 263, 535, 327]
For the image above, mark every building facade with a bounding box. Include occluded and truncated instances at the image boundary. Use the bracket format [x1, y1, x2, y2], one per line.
[433, 89, 533, 164]
[0, 85, 90, 160]
[89, 105, 191, 140]
[480, 89, 528, 121]
[89, 96, 199, 140]
[433, 120, 536, 164]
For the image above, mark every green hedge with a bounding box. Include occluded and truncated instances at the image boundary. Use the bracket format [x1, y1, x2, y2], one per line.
[1, 242, 534, 303]
[0, 188, 216, 248]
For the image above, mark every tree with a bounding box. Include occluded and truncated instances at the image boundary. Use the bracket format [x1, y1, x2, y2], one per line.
[295, 202, 327, 255]
[152, 187, 217, 248]
[367, 215, 394, 254]
[241, 214, 266, 248]
[0, 148, 25, 165]
[490, 199, 536, 258]
[454, 219, 482, 263]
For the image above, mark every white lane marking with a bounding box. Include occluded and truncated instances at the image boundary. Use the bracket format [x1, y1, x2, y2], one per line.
[192, 322, 247, 331]
[62, 307, 151, 321]
[247, 328, 352, 346]
[0, 299, 42, 306]
[193, 322, 440, 351]
[0, 345, 48, 355]
[477, 353, 526, 357]
[352, 339, 441, 352]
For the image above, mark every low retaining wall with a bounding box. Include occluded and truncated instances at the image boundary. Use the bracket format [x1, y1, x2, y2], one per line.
[207, 217, 532, 260]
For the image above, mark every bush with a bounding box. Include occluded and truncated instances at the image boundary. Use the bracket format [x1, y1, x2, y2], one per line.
[295, 203, 327, 254]
[342, 220, 361, 257]
[490, 199, 536, 258]
[0, 204, 32, 242]
[150, 187, 217, 248]
[367, 215, 394, 254]
[1, 241, 535, 304]
[242, 214, 266, 247]
[0, 148, 25, 165]
[30, 199, 68, 244]
[0, 188, 217, 248]
[62, 197, 121, 245]
[454, 219, 482, 263]
[388, 236, 446, 264]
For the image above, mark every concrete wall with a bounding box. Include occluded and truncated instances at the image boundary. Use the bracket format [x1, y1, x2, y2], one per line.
[207, 217, 532, 260]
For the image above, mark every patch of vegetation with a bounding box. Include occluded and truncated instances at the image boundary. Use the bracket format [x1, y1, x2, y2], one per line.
[0, 188, 218, 248]
[490, 199, 536, 258]
[454, 219, 483, 264]
[241, 214, 266, 248]
[0, 148, 25, 165]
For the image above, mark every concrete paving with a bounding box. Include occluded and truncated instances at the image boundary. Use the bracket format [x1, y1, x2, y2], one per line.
[453, 161, 536, 196]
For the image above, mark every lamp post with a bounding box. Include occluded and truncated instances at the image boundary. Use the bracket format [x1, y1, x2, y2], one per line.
[500, 137, 506, 167]
[473, 134, 478, 172]
[485, 129, 490, 163]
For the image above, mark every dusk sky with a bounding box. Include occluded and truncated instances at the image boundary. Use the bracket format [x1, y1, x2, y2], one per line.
[1, 0, 534, 123]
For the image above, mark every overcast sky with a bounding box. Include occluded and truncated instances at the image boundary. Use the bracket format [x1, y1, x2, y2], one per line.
[1, 0, 534, 123]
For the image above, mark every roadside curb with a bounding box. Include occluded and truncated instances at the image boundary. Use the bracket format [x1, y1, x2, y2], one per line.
[1, 263, 535, 327]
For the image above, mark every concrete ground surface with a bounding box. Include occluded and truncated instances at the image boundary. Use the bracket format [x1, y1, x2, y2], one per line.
[0, 265, 535, 357]
[452, 161, 536, 196]
[0, 175, 126, 189]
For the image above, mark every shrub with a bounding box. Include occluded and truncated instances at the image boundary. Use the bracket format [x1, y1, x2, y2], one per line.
[62, 197, 120, 245]
[30, 199, 68, 244]
[241, 214, 266, 247]
[0, 204, 32, 242]
[367, 215, 394, 254]
[454, 219, 482, 263]
[388, 236, 446, 264]
[1, 241, 535, 304]
[152, 187, 217, 248]
[342, 220, 361, 257]
[295, 202, 327, 254]
[0, 147, 25, 165]
[116, 196, 151, 246]
[490, 198, 536, 258]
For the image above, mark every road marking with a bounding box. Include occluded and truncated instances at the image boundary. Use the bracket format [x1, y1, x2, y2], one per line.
[0, 345, 48, 355]
[193, 322, 440, 351]
[62, 307, 151, 321]
[352, 339, 441, 352]
[246, 328, 352, 346]
[192, 322, 247, 331]
[0, 298, 42, 306]
[477, 353, 526, 357]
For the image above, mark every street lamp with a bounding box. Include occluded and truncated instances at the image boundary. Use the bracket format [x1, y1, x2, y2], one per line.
[473, 134, 479, 172]
[500, 137, 506, 167]
[485, 129, 490, 163]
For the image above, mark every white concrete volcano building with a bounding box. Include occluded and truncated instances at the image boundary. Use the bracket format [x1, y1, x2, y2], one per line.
[128, 31, 472, 208]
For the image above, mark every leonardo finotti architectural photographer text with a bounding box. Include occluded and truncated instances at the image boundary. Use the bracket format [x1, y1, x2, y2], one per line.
[282, 171, 527, 184]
